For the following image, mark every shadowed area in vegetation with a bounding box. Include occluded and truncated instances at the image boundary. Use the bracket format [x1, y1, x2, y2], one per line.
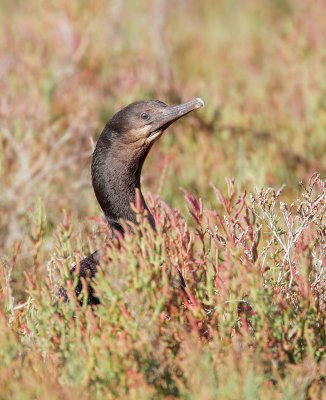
[0, 0, 325, 398]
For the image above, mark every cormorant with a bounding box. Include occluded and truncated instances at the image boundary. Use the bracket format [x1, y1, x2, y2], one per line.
[69, 97, 205, 304]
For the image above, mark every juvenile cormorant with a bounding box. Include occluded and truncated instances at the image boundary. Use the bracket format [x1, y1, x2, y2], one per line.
[70, 97, 205, 304]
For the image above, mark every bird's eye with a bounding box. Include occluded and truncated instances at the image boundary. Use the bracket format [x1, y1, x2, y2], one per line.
[140, 112, 150, 121]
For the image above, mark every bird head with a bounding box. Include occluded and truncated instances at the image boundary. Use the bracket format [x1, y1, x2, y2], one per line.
[106, 97, 205, 150]
[92, 97, 205, 229]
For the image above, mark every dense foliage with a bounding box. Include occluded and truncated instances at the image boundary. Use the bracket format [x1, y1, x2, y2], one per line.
[0, 1, 325, 398]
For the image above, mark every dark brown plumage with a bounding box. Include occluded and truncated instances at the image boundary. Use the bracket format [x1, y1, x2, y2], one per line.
[70, 98, 205, 304]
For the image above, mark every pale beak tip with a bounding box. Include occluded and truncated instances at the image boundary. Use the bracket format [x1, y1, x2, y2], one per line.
[195, 97, 205, 108]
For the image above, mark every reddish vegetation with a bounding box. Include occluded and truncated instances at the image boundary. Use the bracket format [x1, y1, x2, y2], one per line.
[0, 1, 325, 398]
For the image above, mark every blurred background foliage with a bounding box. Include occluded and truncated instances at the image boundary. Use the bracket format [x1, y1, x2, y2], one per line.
[0, 1, 325, 398]
[1, 0, 325, 251]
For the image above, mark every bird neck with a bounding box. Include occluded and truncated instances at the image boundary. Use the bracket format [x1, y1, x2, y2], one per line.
[91, 131, 155, 234]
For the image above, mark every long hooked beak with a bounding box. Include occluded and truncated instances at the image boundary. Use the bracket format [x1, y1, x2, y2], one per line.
[147, 97, 205, 142]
